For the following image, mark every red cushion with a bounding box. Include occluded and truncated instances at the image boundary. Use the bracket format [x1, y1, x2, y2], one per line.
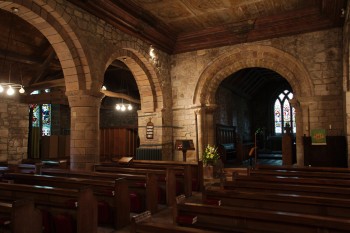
[192, 179, 199, 191]
[176, 180, 184, 195]
[157, 187, 166, 204]
[176, 215, 197, 225]
[135, 182, 146, 188]
[98, 200, 112, 225]
[53, 213, 75, 233]
[41, 209, 53, 233]
[64, 199, 78, 209]
[130, 192, 144, 213]
[204, 199, 221, 206]
[157, 175, 166, 182]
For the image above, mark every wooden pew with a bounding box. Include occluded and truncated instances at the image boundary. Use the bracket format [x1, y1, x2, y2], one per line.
[92, 165, 179, 205]
[95, 161, 194, 197]
[254, 164, 350, 173]
[0, 182, 97, 233]
[174, 195, 350, 233]
[3, 173, 130, 229]
[0, 199, 42, 233]
[248, 167, 350, 180]
[107, 159, 202, 193]
[223, 179, 350, 198]
[39, 168, 159, 213]
[232, 173, 350, 187]
[130, 210, 222, 233]
[203, 188, 350, 218]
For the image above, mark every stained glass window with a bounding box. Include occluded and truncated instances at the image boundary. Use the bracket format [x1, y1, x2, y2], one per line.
[274, 100, 282, 134]
[274, 90, 296, 134]
[29, 90, 51, 136]
[30, 104, 40, 128]
[42, 104, 51, 136]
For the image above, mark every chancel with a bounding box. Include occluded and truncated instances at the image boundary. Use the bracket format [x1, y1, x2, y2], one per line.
[0, 0, 349, 232]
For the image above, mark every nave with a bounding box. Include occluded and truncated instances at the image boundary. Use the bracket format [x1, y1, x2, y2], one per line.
[1, 158, 350, 233]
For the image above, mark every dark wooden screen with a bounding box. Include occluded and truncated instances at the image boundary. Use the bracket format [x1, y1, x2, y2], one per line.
[100, 127, 138, 161]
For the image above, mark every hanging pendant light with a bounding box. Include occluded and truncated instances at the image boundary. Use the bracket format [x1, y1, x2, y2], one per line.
[0, 7, 25, 96]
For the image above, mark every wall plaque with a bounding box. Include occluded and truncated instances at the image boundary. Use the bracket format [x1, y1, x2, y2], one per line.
[146, 119, 154, 139]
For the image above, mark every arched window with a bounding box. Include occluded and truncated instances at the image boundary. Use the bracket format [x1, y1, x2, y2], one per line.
[274, 90, 295, 134]
[29, 89, 51, 136]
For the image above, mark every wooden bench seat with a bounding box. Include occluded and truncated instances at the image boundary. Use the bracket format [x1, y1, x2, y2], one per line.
[0, 182, 97, 233]
[124, 159, 202, 192]
[130, 210, 222, 233]
[233, 173, 350, 187]
[248, 168, 350, 180]
[254, 165, 350, 173]
[3, 172, 130, 229]
[39, 168, 159, 213]
[224, 179, 350, 198]
[0, 199, 42, 233]
[96, 160, 198, 196]
[175, 195, 350, 233]
[203, 188, 350, 218]
[92, 165, 180, 205]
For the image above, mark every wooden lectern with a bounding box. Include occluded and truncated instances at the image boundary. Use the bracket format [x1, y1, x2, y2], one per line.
[175, 140, 195, 162]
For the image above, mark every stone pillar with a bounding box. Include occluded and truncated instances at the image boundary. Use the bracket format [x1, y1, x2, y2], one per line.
[297, 99, 313, 166]
[194, 107, 205, 161]
[345, 92, 350, 167]
[67, 92, 103, 171]
[205, 104, 218, 146]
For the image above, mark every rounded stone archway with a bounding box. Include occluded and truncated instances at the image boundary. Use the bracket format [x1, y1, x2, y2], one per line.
[193, 44, 313, 165]
[102, 44, 172, 158]
[104, 48, 163, 113]
[0, 1, 98, 170]
[0, 1, 90, 93]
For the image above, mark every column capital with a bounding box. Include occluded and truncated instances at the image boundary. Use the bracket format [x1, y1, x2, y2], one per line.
[66, 90, 105, 107]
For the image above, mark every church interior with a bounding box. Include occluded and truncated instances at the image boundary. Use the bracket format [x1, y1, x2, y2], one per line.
[0, 0, 350, 232]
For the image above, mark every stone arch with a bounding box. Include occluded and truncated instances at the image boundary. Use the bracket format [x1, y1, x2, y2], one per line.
[193, 44, 313, 106]
[103, 46, 164, 113]
[0, 1, 90, 94]
[193, 44, 313, 165]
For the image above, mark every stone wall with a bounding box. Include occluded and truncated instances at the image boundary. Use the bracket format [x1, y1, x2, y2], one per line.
[171, 28, 343, 162]
[0, 1, 345, 165]
[0, 98, 28, 163]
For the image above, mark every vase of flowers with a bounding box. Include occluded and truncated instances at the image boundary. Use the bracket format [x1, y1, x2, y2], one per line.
[202, 144, 220, 179]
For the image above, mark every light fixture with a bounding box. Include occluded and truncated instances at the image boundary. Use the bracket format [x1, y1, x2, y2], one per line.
[0, 7, 25, 96]
[115, 101, 132, 112]
[149, 44, 161, 72]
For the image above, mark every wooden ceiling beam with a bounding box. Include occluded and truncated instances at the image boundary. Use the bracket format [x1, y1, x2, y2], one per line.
[25, 78, 65, 92]
[29, 48, 57, 85]
[20, 91, 68, 105]
[66, 0, 175, 53]
[101, 89, 140, 104]
[0, 48, 42, 66]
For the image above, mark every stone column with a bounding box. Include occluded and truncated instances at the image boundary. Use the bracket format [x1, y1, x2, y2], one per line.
[345, 92, 350, 167]
[67, 91, 103, 171]
[205, 104, 218, 146]
[297, 98, 318, 166]
[194, 107, 205, 161]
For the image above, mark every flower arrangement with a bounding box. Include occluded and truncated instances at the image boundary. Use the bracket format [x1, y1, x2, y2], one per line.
[202, 144, 220, 166]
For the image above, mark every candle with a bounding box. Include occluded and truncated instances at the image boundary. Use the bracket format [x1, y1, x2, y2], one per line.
[329, 124, 332, 130]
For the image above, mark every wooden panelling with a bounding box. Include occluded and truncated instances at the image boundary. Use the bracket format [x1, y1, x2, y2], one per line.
[100, 128, 138, 161]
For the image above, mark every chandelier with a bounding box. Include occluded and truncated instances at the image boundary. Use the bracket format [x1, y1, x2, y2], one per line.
[0, 7, 25, 96]
[115, 102, 133, 111]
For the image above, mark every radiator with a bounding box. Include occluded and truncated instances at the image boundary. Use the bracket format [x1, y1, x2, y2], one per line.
[135, 148, 162, 160]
